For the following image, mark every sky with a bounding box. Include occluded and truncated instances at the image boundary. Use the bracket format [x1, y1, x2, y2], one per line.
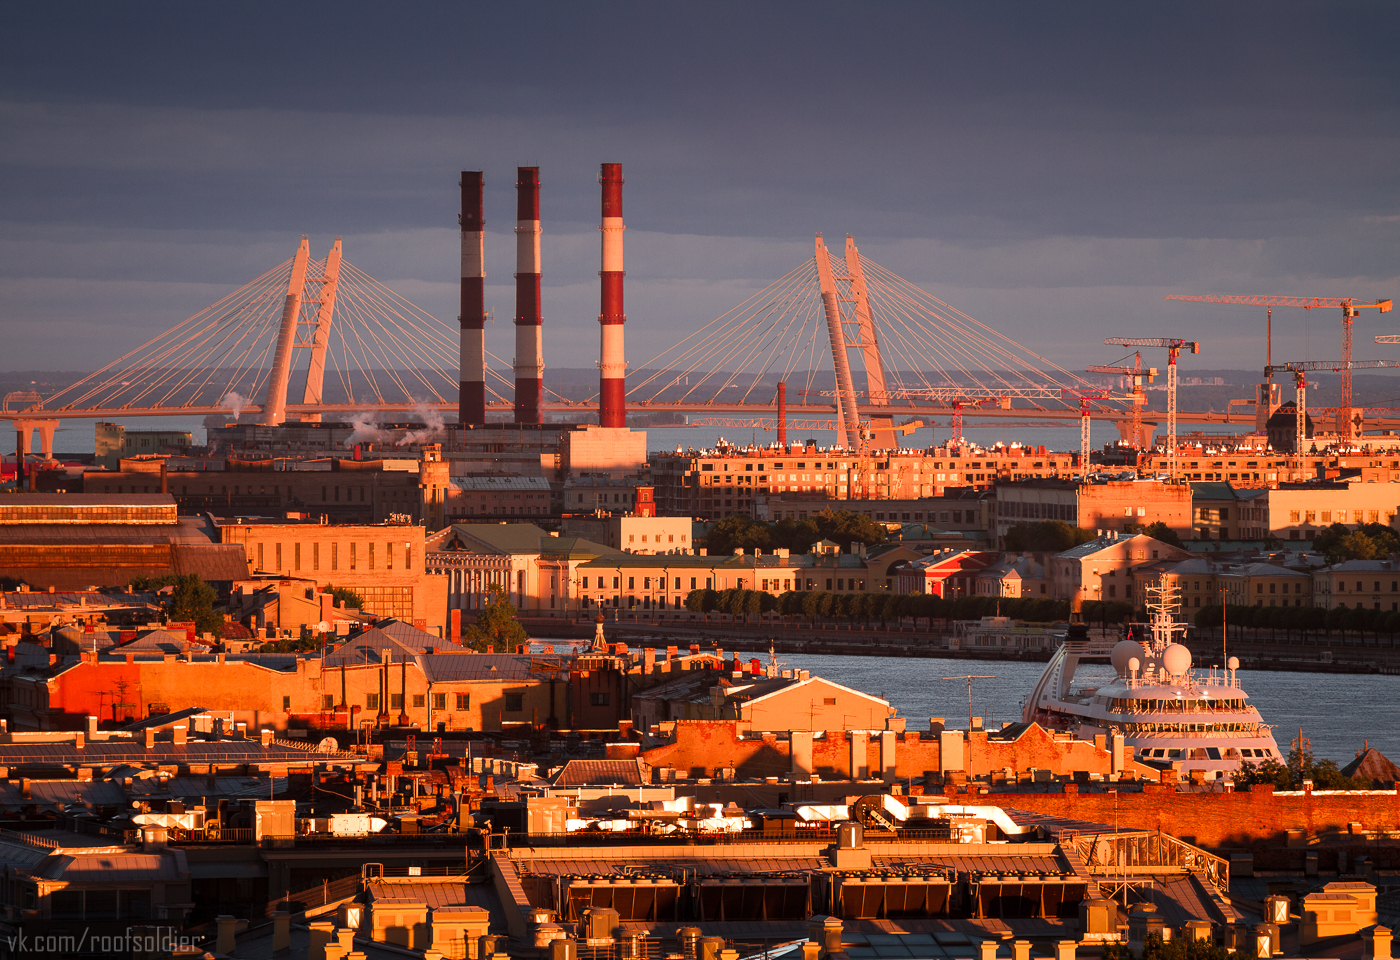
[3, 2, 1400, 384]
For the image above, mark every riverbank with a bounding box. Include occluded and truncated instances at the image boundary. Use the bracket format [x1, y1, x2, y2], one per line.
[521, 615, 1400, 675]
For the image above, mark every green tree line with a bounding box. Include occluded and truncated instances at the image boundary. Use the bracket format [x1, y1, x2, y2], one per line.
[1194, 602, 1400, 639]
[701, 510, 888, 556]
[684, 587, 1095, 625]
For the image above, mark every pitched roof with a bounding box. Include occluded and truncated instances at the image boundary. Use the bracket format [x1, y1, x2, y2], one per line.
[1189, 481, 1239, 501]
[324, 620, 440, 666]
[419, 653, 562, 683]
[1224, 562, 1308, 578]
[444, 523, 553, 555]
[1340, 747, 1400, 784]
[552, 758, 648, 787]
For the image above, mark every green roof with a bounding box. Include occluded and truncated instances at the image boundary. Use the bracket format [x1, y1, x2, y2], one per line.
[1189, 481, 1239, 501]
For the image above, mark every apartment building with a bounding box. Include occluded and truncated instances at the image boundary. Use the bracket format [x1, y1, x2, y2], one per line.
[1143, 445, 1400, 487]
[1313, 560, 1400, 612]
[993, 479, 1192, 546]
[559, 513, 694, 555]
[216, 518, 439, 628]
[1049, 533, 1192, 605]
[650, 443, 1078, 519]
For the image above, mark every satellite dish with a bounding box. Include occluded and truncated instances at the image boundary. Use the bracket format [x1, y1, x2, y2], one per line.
[1227, 656, 1240, 671]
[317, 737, 339, 754]
[317, 621, 330, 633]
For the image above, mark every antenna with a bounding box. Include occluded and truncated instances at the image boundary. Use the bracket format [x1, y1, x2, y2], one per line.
[942, 675, 995, 731]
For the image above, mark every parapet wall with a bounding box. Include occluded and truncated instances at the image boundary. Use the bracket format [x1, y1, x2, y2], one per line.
[971, 784, 1400, 850]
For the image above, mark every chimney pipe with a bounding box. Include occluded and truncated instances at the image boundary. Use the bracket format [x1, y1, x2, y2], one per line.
[599, 163, 627, 428]
[777, 382, 787, 448]
[514, 167, 543, 425]
[459, 171, 487, 425]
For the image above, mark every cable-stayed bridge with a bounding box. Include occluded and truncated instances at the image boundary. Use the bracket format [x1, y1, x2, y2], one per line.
[3, 234, 1274, 457]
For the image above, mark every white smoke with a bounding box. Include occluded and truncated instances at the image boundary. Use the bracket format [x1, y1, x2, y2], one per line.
[345, 411, 390, 447]
[397, 402, 446, 446]
[220, 391, 248, 420]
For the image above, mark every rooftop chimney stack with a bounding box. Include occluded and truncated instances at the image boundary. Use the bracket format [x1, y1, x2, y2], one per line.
[599, 163, 627, 428]
[514, 167, 544, 424]
[459, 171, 487, 425]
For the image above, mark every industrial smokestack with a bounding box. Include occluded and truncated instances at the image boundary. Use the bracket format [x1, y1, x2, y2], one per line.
[598, 163, 626, 428]
[459, 171, 486, 425]
[513, 167, 543, 424]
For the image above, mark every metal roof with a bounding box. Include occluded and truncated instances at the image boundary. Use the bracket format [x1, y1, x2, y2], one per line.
[552, 759, 648, 788]
[419, 653, 561, 683]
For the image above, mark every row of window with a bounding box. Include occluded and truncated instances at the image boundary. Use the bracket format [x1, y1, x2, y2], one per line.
[254, 542, 413, 573]
[1288, 509, 1386, 524]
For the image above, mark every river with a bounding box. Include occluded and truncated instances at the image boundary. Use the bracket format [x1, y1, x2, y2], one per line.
[767, 653, 1393, 767]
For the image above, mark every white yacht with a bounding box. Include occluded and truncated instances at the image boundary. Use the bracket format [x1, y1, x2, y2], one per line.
[1022, 579, 1282, 779]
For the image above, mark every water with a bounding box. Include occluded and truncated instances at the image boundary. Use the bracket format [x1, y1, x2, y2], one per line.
[5, 417, 1254, 460]
[760, 652, 1396, 766]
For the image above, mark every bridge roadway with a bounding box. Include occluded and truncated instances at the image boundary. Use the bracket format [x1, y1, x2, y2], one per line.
[0, 400, 1285, 425]
[8, 399, 1398, 434]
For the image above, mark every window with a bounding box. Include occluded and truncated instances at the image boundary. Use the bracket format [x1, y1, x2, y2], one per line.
[369, 543, 375, 571]
[366, 694, 380, 711]
[590, 692, 610, 706]
[257, 543, 264, 569]
[322, 694, 335, 710]
[282, 696, 291, 712]
[331, 542, 338, 571]
[350, 542, 356, 570]
[294, 543, 301, 571]
[504, 693, 524, 712]
[823, 697, 837, 706]
[628, 577, 635, 589]
[390, 694, 404, 710]
[276, 543, 283, 570]
[412, 694, 425, 708]
[456, 693, 470, 711]
[433, 693, 447, 711]
[313, 543, 320, 572]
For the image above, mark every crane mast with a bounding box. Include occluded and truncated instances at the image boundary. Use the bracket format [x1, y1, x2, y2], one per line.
[1103, 338, 1198, 481]
[1264, 360, 1400, 477]
[1168, 294, 1393, 436]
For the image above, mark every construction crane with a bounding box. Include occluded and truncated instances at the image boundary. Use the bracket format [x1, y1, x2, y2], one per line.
[1087, 353, 1157, 456]
[1166, 294, 1393, 413]
[1061, 388, 1113, 479]
[1104, 338, 1199, 481]
[949, 398, 1001, 447]
[1263, 360, 1400, 476]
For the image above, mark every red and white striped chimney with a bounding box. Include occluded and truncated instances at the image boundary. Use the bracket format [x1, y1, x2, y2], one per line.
[513, 167, 543, 424]
[598, 163, 626, 428]
[459, 171, 486, 425]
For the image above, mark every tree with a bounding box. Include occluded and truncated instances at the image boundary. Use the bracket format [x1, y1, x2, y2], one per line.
[461, 585, 528, 652]
[1143, 521, 1183, 548]
[131, 573, 224, 638]
[701, 516, 772, 556]
[1103, 932, 1237, 960]
[322, 584, 365, 609]
[1313, 521, 1400, 562]
[1003, 521, 1097, 552]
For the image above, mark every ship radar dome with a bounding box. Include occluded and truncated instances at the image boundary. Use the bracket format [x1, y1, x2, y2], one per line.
[1161, 643, 1192, 677]
[1111, 639, 1144, 675]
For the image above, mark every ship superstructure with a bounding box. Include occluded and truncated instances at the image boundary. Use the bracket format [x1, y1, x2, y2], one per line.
[1023, 578, 1281, 779]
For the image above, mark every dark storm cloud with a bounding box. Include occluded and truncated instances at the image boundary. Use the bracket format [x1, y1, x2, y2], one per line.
[1, 2, 1399, 372]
